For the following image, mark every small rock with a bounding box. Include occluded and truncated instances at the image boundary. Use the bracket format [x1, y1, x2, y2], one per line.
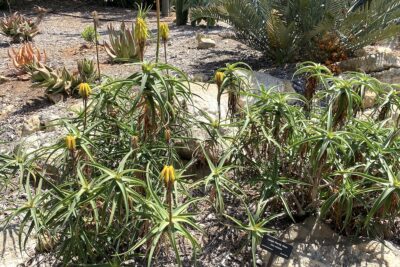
[191, 73, 209, 82]
[197, 34, 216, 49]
[46, 93, 64, 104]
[363, 89, 377, 109]
[218, 31, 236, 39]
[0, 75, 10, 84]
[39, 113, 60, 132]
[17, 74, 31, 81]
[68, 101, 84, 113]
[21, 115, 41, 136]
[0, 104, 15, 119]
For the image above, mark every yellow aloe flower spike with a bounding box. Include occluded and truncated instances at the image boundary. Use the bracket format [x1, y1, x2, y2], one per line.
[160, 22, 169, 42]
[168, 165, 176, 184]
[65, 134, 76, 150]
[161, 165, 170, 185]
[135, 17, 149, 43]
[78, 83, 92, 99]
[215, 71, 225, 88]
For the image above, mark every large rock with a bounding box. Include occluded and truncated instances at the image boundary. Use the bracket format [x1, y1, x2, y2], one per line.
[372, 68, 400, 84]
[354, 45, 394, 57]
[0, 223, 36, 267]
[338, 52, 400, 73]
[261, 217, 400, 267]
[179, 72, 295, 159]
[253, 71, 295, 93]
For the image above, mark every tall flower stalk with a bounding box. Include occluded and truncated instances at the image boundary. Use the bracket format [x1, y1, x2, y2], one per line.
[78, 83, 92, 131]
[161, 165, 176, 228]
[156, 0, 161, 62]
[215, 71, 225, 122]
[160, 22, 169, 65]
[65, 133, 77, 173]
[135, 11, 149, 62]
[91, 11, 100, 79]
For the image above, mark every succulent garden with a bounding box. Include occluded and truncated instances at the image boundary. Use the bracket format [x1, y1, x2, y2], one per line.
[0, 0, 400, 266]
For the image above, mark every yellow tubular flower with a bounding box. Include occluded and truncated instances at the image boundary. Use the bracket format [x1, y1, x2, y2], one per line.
[168, 165, 175, 184]
[215, 71, 225, 88]
[65, 134, 76, 150]
[160, 23, 169, 42]
[78, 83, 92, 99]
[161, 165, 175, 185]
[135, 17, 149, 43]
[161, 165, 169, 185]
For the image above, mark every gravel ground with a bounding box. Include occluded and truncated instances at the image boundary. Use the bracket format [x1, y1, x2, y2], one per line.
[0, 0, 268, 145]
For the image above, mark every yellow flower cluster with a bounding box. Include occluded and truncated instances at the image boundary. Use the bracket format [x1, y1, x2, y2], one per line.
[215, 71, 225, 88]
[160, 23, 169, 42]
[161, 165, 176, 185]
[65, 134, 76, 150]
[135, 17, 149, 43]
[79, 83, 92, 99]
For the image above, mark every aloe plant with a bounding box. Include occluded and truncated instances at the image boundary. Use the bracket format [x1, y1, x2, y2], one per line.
[0, 12, 41, 42]
[104, 21, 139, 63]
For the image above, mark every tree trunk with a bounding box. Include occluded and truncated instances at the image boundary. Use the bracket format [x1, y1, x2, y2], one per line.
[161, 0, 169, 17]
[175, 0, 188, 26]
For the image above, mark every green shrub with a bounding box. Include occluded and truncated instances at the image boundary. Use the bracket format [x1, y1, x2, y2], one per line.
[192, 0, 400, 64]
[2, 62, 201, 265]
[81, 25, 99, 43]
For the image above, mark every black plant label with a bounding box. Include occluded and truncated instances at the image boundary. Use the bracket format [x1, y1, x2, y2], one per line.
[261, 234, 293, 259]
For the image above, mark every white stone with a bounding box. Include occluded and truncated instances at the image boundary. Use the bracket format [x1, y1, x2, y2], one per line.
[0, 104, 15, 119]
[197, 38, 216, 49]
[21, 115, 41, 136]
[260, 217, 400, 267]
[363, 89, 377, 109]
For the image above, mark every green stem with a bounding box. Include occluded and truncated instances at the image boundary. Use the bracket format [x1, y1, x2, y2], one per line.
[83, 99, 87, 132]
[156, 0, 161, 63]
[93, 20, 100, 79]
[168, 183, 173, 228]
[164, 41, 169, 75]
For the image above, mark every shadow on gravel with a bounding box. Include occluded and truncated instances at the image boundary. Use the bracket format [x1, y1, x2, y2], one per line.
[12, 96, 52, 116]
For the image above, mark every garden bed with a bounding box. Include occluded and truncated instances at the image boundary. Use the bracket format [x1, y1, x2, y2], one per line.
[1, 1, 400, 267]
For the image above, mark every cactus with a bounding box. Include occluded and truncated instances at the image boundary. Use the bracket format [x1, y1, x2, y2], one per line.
[104, 22, 139, 63]
[8, 42, 46, 73]
[77, 58, 96, 82]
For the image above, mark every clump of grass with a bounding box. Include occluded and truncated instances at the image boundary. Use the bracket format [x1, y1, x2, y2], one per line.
[81, 25, 99, 43]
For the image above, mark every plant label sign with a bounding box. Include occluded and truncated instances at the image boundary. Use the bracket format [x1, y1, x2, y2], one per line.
[261, 234, 293, 259]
